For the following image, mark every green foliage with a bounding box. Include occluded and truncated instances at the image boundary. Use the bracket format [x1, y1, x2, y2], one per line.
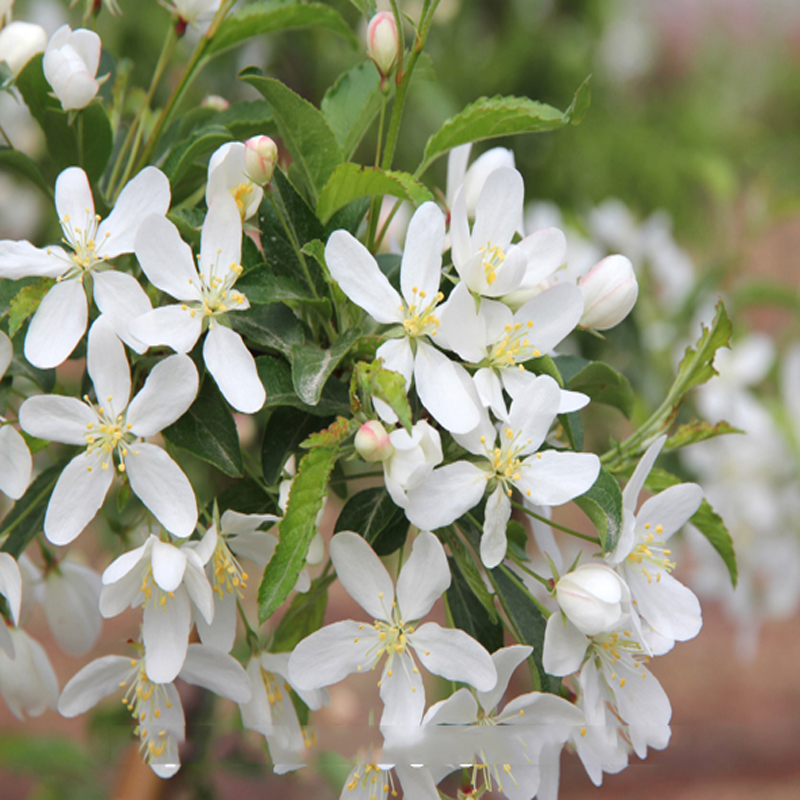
[561, 357, 636, 419]
[664, 420, 742, 451]
[673, 301, 733, 398]
[573, 468, 624, 553]
[233, 303, 307, 358]
[317, 164, 433, 223]
[334, 486, 409, 556]
[0, 147, 52, 198]
[445, 556, 504, 654]
[350, 359, 413, 431]
[291, 328, 362, 406]
[160, 124, 232, 183]
[261, 407, 334, 485]
[7, 279, 54, 338]
[271, 574, 334, 652]
[162, 374, 244, 478]
[258, 445, 338, 622]
[256, 355, 349, 416]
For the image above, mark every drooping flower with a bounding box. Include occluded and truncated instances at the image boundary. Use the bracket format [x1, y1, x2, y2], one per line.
[325, 201, 479, 434]
[288, 531, 497, 729]
[0, 166, 170, 367]
[42, 25, 103, 111]
[19, 316, 199, 546]
[130, 191, 265, 413]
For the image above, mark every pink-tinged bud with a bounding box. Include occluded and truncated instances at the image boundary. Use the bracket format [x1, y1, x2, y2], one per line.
[243, 135, 278, 186]
[366, 11, 398, 77]
[555, 564, 628, 637]
[578, 254, 638, 330]
[202, 94, 230, 111]
[354, 420, 394, 463]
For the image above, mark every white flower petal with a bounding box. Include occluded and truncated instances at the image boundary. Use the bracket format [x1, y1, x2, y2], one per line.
[404, 460, 487, 531]
[396, 531, 450, 622]
[24, 278, 87, 368]
[450, 186, 472, 274]
[480, 484, 512, 569]
[477, 645, 534, 715]
[635, 483, 703, 540]
[517, 451, 599, 507]
[410, 622, 496, 691]
[19, 395, 94, 444]
[330, 531, 395, 620]
[0, 553, 22, 625]
[126, 354, 198, 436]
[44, 451, 113, 546]
[203, 324, 265, 413]
[125, 443, 197, 538]
[471, 167, 524, 251]
[92, 270, 153, 353]
[378, 650, 425, 729]
[58, 655, 131, 717]
[0, 330, 11, 378]
[0, 240, 66, 279]
[143, 587, 191, 683]
[435, 282, 486, 362]
[626, 568, 702, 643]
[98, 167, 171, 258]
[400, 202, 445, 304]
[200, 191, 242, 281]
[516, 227, 568, 289]
[87, 316, 131, 419]
[325, 230, 403, 324]
[128, 305, 203, 353]
[0, 426, 32, 500]
[542, 613, 588, 676]
[375, 337, 413, 388]
[183, 551, 214, 623]
[514, 282, 584, 353]
[55, 166, 94, 224]
[196, 589, 236, 653]
[43, 562, 102, 656]
[151, 540, 188, 592]
[135, 214, 200, 301]
[622, 435, 666, 511]
[180, 644, 252, 702]
[445, 143, 471, 207]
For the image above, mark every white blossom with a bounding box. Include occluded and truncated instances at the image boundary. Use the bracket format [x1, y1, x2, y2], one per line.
[0, 627, 59, 720]
[43, 25, 102, 111]
[0, 330, 31, 500]
[0, 21, 46, 76]
[206, 142, 264, 221]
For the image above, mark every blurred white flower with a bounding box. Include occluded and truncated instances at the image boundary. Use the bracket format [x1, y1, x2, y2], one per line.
[0, 21, 46, 76]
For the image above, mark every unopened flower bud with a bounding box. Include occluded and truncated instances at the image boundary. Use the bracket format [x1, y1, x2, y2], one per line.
[43, 25, 102, 111]
[202, 94, 229, 111]
[366, 11, 398, 77]
[555, 563, 628, 636]
[578, 254, 638, 330]
[354, 420, 393, 463]
[244, 135, 278, 186]
[0, 21, 47, 76]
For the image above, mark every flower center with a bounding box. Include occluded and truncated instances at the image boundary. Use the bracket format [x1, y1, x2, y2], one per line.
[139, 567, 176, 610]
[211, 539, 248, 599]
[230, 181, 256, 217]
[479, 243, 506, 286]
[53, 209, 112, 280]
[181, 249, 245, 326]
[480, 427, 533, 497]
[345, 762, 394, 797]
[487, 320, 540, 369]
[83, 399, 136, 473]
[400, 285, 444, 338]
[592, 629, 649, 690]
[259, 666, 290, 712]
[627, 523, 675, 583]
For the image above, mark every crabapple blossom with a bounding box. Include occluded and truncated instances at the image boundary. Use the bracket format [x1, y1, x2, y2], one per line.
[382, 420, 443, 509]
[354, 420, 394, 463]
[0, 166, 170, 367]
[554, 564, 629, 637]
[0, 21, 46, 76]
[207, 142, 264, 220]
[43, 25, 102, 111]
[20, 318, 198, 545]
[0, 627, 59, 720]
[288, 531, 497, 729]
[130, 191, 265, 413]
[578, 255, 638, 330]
[446, 143, 516, 217]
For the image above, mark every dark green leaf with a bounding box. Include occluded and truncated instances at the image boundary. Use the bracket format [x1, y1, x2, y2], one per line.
[316, 163, 433, 224]
[321, 60, 384, 159]
[241, 72, 342, 202]
[238, 264, 314, 305]
[261, 407, 334, 485]
[271, 574, 334, 652]
[7, 279, 54, 338]
[442, 526, 498, 623]
[162, 375, 244, 477]
[256, 355, 349, 416]
[232, 303, 307, 357]
[573, 467, 624, 553]
[568, 361, 635, 419]
[524, 353, 564, 387]
[334, 486, 408, 556]
[446, 556, 504, 654]
[324, 197, 371, 239]
[258, 445, 338, 622]
[216, 479, 279, 516]
[160, 124, 232, 183]
[0, 147, 52, 198]
[0, 462, 65, 558]
[647, 468, 737, 587]
[209, 1, 358, 56]
[291, 328, 361, 406]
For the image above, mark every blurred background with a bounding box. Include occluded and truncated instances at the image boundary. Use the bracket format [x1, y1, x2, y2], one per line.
[2, 0, 800, 797]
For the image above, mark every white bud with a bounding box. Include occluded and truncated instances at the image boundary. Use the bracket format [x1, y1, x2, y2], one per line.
[201, 94, 229, 111]
[555, 563, 628, 636]
[578, 254, 638, 330]
[244, 135, 278, 186]
[366, 11, 398, 77]
[354, 420, 394, 463]
[0, 22, 47, 77]
[43, 25, 102, 111]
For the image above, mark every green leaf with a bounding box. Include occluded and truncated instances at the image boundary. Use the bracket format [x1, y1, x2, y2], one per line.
[162, 375, 244, 478]
[419, 78, 591, 174]
[0, 147, 52, 198]
[256, 355, 349, 416]
[524, 353, 564, 387]
[160, 124, 232, 183]
[316, 163, 433, 224]
[232, 303, 307, 357]
[558, 411, 583, 451]
[334, 486, 409, 556]
[271, 574, 334, 652]
[321, 60, 383, 159]
[238, 264, 315, 305]
[441, 527, 499, 623]
[0, 462, 65, 559]
[209, 1, 358, 56]
[350, 360, 413, 432]
[664, 420, 742, 452]
[261, 407, 334, 485]
[258, 445, 338, 622]
[344, 0, 376, 15]
[301, 416, 359, 449]
[291, 328, 361, 406]
[7, 279, 54, 338]
[445, 556, 504, 654]
[216, 479, 279, 516]
[568, 360, 635, 419]
[573, 467, 624, 553]
[646, 468, 737, 587]
[241, 72, 343, 202]
[489, 564, 560, 693]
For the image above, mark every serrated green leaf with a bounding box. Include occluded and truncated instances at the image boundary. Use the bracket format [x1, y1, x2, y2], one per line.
[334, 486, 409, 556]
[568, 361, 635, 419]
[0, 147, 52, 198]
[321, 60, 383, 159]
[258, 445, 338, 622]
[162, 375, 244, 477]
[291, 328, 361, 406]
[301, 416, 359, 449]
[350, 359, 413, 432]
[664, 420, 742, 452]
[573, 467, 623, 553]
[0, 462, 66, 558]
[241, 73, 342, 202]
[316, 163, 433, 224]
[160, 124, 232, 183]
[256, 355, 349, 416]
[445, 556, 504, 654]
[271, 574, 334, 652]
[673, 300, 733, 398]
[232, 303, 307, 357]
[261, 407, 334, 485]
[419, 78, 591, 175]
[646, 467, 737, 587]
[7, 279, 54, 338]
[209, 1, 358, 56]
[489, 564, 560, 693]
